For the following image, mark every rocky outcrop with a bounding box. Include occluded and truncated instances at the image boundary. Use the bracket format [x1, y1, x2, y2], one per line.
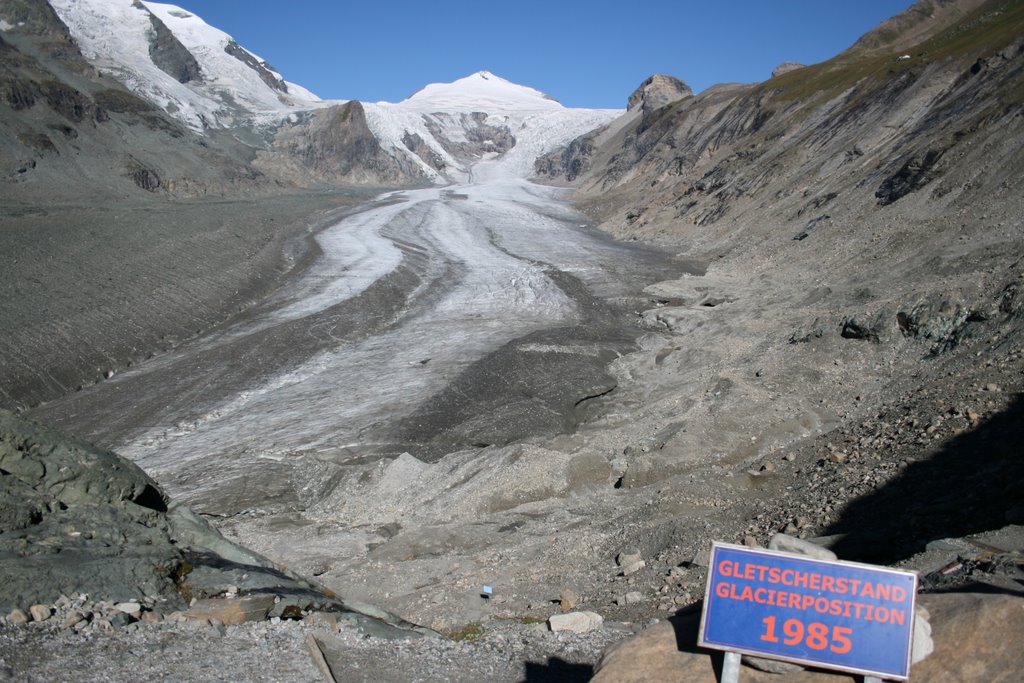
[223, 40, 287, 94]
[875, 148, 945, 205]
[402, 131, 447, 172]
[771, 61, 805, 78]
[144, 8, 202, 84]
[593, 592, 1024, 682]
[534, 130, 597, 182]
[424, 112, 517, 160]
[627, 74, 693, 114]
[0, 410, 430, 636]
[257, 101, 425, 185]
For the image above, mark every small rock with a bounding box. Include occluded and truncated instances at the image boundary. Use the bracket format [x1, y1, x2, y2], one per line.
[108, 612, 131, 629]
[985, 383, 1000, 392]
[743, 655, 805, 674]
[743, 536, 759, 548]
[184, 595, 277, 625]
[549, 611, 603, 633]
[8, 609, 29, 624]
[616, 551, 642, 567]
[60, 611, 87, 630]
[115, 602, 142, 615]
[784, 453, 796, 462]
[621, 560, 646, 576]
[624, 591, 644, 605]
[769, 533, 838, 561]
[559, 588, 579, 611]
[208, 618, 227, 637]
[304, 612, 339, 632]
[912, 605, 934, 664]
[29, 605, 51, 622]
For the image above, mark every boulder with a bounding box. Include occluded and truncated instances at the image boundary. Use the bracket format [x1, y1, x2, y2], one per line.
[549, 610, 604, 633]
[592, 592, 1024, 682]
[183, 595, 277, 625]
[768, 533, 838, 562]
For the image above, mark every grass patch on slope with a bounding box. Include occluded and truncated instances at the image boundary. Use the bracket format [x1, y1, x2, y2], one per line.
[767, 0, 1024, 105]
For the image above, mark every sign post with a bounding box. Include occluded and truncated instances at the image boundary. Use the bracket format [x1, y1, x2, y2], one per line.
[699, 542, 918, 681]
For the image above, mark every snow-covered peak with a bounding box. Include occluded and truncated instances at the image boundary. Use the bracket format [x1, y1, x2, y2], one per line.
[398, 71, 563, 112]
[49, 0, 321, 131]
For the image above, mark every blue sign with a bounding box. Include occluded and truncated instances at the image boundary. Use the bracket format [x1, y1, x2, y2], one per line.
[698, 543, 918, 680]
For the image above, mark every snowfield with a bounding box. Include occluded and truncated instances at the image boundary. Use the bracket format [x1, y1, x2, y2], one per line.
[49, 0, 322, 130]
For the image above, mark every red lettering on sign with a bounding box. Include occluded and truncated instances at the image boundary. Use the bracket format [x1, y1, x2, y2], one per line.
[760, 617, 859, 654]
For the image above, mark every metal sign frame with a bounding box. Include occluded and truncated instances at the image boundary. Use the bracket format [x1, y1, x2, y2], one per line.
[698, 542, 918, 680]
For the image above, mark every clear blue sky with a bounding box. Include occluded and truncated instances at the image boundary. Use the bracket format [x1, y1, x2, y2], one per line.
[169, 0, 916, 108]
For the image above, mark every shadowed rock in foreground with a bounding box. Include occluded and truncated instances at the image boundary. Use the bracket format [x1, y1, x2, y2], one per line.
[0, 410, 431, 638]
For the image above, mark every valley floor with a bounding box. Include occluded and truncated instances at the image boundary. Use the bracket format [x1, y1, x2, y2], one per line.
[5, 162, 1023, 682]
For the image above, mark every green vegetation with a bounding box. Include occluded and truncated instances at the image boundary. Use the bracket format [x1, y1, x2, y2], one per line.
[767, 0, 1024, 105]
[447, 623, 486, 641]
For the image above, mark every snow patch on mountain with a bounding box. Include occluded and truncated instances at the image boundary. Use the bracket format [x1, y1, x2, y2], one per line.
[363, 72, 620, 183]
[49, 0, 320, 131]
[400, 71, 562, 112]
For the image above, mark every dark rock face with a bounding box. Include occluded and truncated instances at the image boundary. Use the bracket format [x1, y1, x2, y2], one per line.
[627, 74, 693, 114]
[224, 40, 287, 94]
[535, 133, 596, 182]
[259, 101, 424, 184]
[424, 112, 516, 161]
[145, 10, 202, 84]
[896, 294, 991, 354]
[128, 163, 162, 191]
[402, 131, 446, 172]
[875, 149, 945, 205]
[840, 311, 891, 343]
[0, 409, 183, 612]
